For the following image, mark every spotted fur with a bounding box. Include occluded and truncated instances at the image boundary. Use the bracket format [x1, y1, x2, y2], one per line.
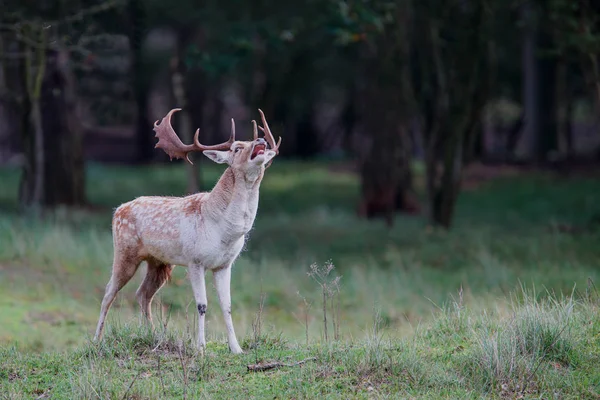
[93, 137, 277, 355]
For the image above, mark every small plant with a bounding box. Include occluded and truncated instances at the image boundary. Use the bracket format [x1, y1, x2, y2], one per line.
[469, 289, 576, 395]
[308, 261, 342, 342]
[252, 290, 266, 343]
[293, 290, 313, 346]
[251, 289, 267, 365]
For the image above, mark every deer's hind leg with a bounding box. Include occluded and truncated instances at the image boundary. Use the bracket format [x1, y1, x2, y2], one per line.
[136, 258, 173, 326]
[93, 248, 142, 341]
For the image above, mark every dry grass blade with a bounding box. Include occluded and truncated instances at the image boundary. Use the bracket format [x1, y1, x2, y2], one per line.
[177, 342, 189, 400]
[121, 371, 142, 400]
[247, 357, 317, 372]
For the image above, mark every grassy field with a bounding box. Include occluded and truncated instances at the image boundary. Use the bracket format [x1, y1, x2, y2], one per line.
[0, 160, 599, 398]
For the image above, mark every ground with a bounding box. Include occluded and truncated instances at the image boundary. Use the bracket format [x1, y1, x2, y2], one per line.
[0, 159, 599, 398]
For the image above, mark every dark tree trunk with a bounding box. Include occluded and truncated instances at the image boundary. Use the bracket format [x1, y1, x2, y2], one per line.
[359, 124, 419, 227]
[415, 0, 489, 229]
[556, 59, 574, 160]
[506, 111, 524, 157]
[340, 81, 358, 156]
[128, 0, 153, 164]
[357, 3, 420, 227]
[521, 0, 539, 162]
[564, 99, 574, 159]
[295, 101, 319, 159]
[171, 29, 201, 193]
[209, 88, 224, 143]
[537, 18, 559, 162]
[430, 125, 464, 228]
[15, 52, 35, 205]
[19, 50, 86, 207]
[185, 69, 207, 139]
[292, 51, 319, 159]
[520, 0, 559, 164]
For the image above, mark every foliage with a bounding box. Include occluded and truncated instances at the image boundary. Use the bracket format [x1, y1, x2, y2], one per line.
[547, 0, 600, 108]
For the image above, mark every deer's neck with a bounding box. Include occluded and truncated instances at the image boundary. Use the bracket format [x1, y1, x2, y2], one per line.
[204, 167, 263, 233]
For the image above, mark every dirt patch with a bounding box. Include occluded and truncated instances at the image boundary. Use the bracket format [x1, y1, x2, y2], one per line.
[498, 379, 539, 399]
[8, 371, 21, 382]
[461, 162, 523, 190]
[328, 160, 600, 190]
[25, 311, 78, 327]
[327, 162, 358, 175]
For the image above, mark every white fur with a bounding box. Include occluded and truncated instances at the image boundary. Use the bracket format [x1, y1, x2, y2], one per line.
[93, 141, 277, 354]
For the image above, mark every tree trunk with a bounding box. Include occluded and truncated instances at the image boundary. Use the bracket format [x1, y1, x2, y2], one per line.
[340, 81, 357, 156]
[506, 111, 524, 158]
[128, 0, 153, 164]
[209, 87, 224, 143]
[417, 0, 488, 229]
[520, 0, 539, 162]
[20, 49, 86, 207]
[537, 20, 558, 163]
[0, 35, 20, 158]
[171, 32, 200, 194]
[185, 69, 207, 140]
[519, 0, 559, 164]
[432, 128, 464, 228]
[556, 59, 573, 160]
[359, 123, 419, 227]
[295, 100, 319, 159]
[357, 2, 420, 227]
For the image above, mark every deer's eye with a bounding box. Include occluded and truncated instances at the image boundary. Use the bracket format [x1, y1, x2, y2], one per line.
[234, 147, 242, 153]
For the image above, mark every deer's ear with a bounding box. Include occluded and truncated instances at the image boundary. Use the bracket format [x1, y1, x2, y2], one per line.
[263, 150, 277, 164]
[202, 150, 230, 164]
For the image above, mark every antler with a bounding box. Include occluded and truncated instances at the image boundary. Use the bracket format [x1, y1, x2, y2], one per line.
[252, 119, 259, 141]
[257, 109, 282, 154]
[153, 108, 235, 164]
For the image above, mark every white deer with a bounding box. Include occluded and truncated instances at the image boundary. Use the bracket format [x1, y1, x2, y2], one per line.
[93, 108, 281, 354]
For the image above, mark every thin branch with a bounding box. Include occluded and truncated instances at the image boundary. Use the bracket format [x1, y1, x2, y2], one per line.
[157, 353, 167, 398]
[32, 28, 47, 99]
[522, 316, 572, 394]
[121, 371, 142, 400]
[177, 343, 189, 400]
[247, 357, 317, 372]
[0, 0, 124, 31]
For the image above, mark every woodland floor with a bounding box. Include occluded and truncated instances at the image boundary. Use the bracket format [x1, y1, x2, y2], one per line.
[0, 160, 599, 398]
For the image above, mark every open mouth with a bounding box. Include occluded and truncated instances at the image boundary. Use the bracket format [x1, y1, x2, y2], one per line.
[250, 143, 266, 160]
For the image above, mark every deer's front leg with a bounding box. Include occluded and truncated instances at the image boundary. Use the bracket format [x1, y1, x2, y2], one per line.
[213, 265, 243, 354]
[188, 265, 207, 350]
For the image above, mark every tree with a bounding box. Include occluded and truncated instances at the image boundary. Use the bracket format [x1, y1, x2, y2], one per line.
[335, 0, 496, 228]
[328, 1, 420, 226]
[358, 3, 420, 225]
[519, 0, 562, 164]
[127, 0, 155, 164]
[412, 0, 496, 228]
[145, 0, 250, 190]
[548, 0, 600, 112]
[547, 0, 600, 160]
[1, 0, 120, 208]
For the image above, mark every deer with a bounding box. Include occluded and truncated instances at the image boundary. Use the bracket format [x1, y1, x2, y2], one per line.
[93, 108, 281, 354]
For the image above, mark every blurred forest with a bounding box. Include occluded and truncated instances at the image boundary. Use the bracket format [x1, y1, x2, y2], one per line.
[1, 0, 600, 228]
[2, 4, 600, 396]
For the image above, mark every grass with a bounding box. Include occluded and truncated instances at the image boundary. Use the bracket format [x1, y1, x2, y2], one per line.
[0, 159, 599, 398]
[1, 287, 598, 398]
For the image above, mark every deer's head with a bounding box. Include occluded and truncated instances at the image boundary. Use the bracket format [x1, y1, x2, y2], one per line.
[153, 109, 281, 176]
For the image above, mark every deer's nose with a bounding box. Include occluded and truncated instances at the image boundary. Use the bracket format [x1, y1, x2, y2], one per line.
[255, 137, 267, 144]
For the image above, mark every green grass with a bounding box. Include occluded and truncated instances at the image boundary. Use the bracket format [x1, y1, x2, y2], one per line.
[0, 159, 599, 398]
[1, 288, 598, 398]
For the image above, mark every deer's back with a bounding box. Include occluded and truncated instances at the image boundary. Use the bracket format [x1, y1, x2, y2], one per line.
[112, 193, 244, 267]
